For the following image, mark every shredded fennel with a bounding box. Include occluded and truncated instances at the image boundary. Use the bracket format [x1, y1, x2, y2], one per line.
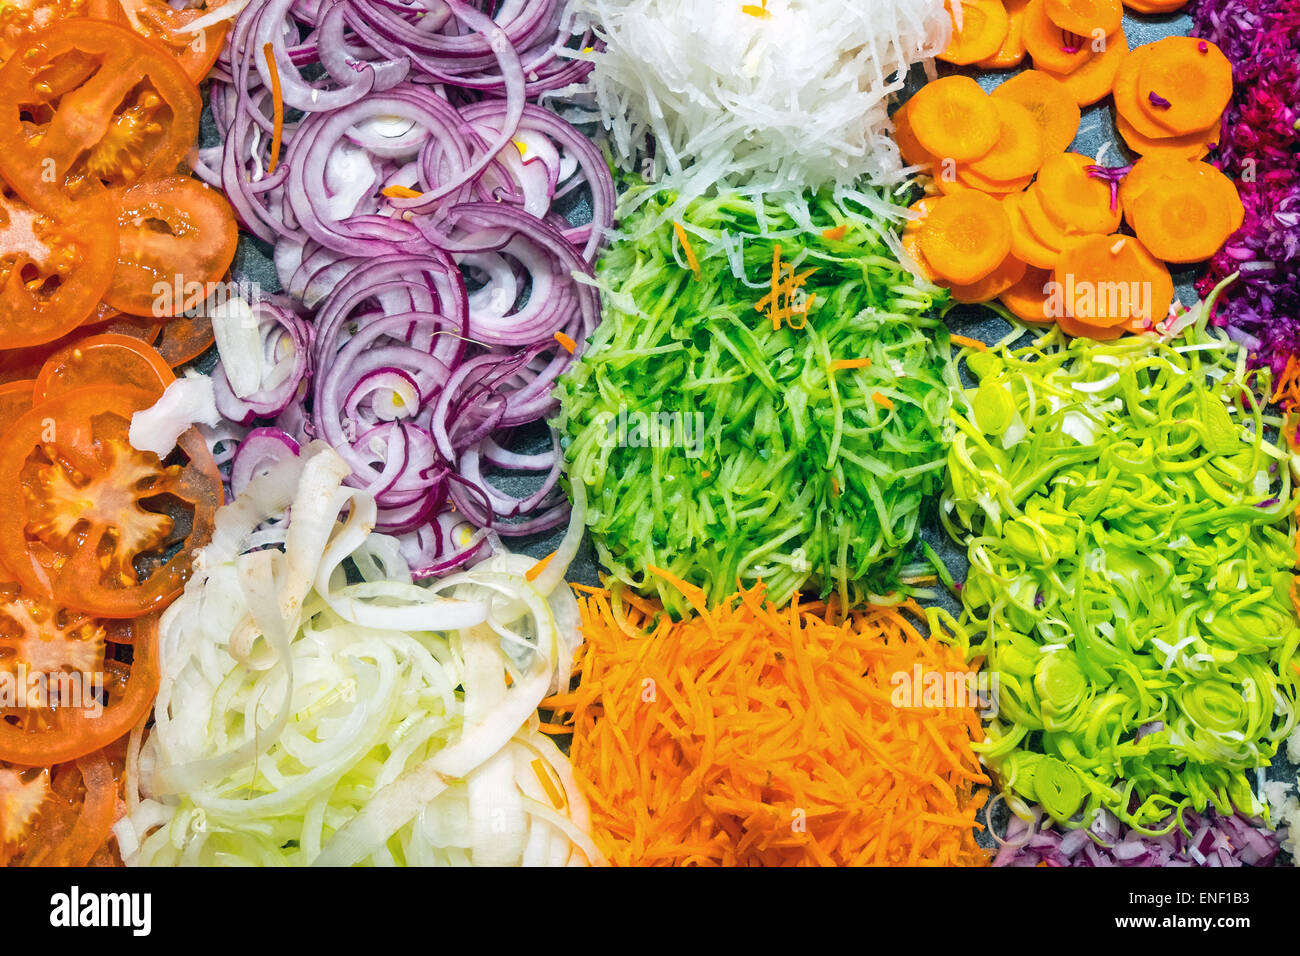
[118, 443, 599, 866]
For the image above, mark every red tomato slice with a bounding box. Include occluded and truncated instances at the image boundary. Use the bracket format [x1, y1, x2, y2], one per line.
[0, 574, 159, 765]
[88, 0, 229, 83]
[155, 311, 215, 367]
[0, 0, 84, 68]
[34, 332, 174, 403]
[0, 380, 35, 431]
[0, 19, 200, 216]
[2, 745, 119, 865]
[0, 185, 118, 348]
[0, 385, 221, 618]
[104, 176, 239, 318]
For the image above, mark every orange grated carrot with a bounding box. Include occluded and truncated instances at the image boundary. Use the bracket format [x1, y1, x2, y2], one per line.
[263, 42, 284, 176]
[821, 224, 848, 241]
[549, 580, 991, 867]
[526, 550, 557, 581]
[829, 358, 872, 372]
[672, 222, 702, 280]
[948, 334, 988, 351]
[872, 391, 895, 410]
[553, 331, 577, 354]
[381, 184, 423, 199]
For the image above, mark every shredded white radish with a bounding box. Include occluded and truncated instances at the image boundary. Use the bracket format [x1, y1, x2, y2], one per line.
[118, 443, 600, 866]
[569, 0, 950, 229]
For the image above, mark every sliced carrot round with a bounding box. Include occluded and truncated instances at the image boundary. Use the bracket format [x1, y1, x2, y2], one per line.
[1057, 310, 1126, 340]
[1038, 27, 1127, 106]
[892, 103, 934, 169]
[993, 70, 1080, 155]
[946, 253, 1028, 304]
[1005, 192, 1064, 269]
[1122, 0, 1187, 12]
[1045, 0, 1122, 37]
[1000, 265, 1056, 322]
[1121, 157, 1244, 235]
[969, 100, 1046, 181]
[918, 191, 1012, 285]
[1112, 43, 1178, 140]
[1022, 0, 1093, 75]
[978, 0, 1030, 69]
[1115, 111, 1218, 160]
[1036, 152, 1123, 235]
[901, 199, 938, 282]
[1052, 233, 1173, 326]
[939, 0, 1010, 65]
[1130, 184, 1229, 263]
[1136, 36, 1233, 135]
[908, 75, 1001, 162]
[1020, 186, 1078, 250]
[958, 166, 1035, 194]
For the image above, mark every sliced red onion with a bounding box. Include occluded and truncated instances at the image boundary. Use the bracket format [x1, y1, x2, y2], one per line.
[205, 0, 613, 574]
[230, 427, 303, 497]
[996, 807, 1284, 867]
[213, 299, 314, 424]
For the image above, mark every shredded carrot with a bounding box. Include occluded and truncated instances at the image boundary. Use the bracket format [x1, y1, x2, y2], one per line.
[381, 184, 423, 200]
[263, 42, 284, 176]
[672, 221, 702, 280]
[872, 391, 895, 410]
[821, 224, 848, 241]
[526, 550, 558, 581]
[829, 358, 872, 372]
[553, 331, 577, 354]
[544, 581, 991, 866]
[948, 334, 989, 351]
[754, 244, 819, 331]
[536, 722, 573, 735]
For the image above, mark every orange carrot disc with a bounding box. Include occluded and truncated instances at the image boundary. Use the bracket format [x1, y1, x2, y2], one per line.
[1035, 152, 1123, 235]
[908, 75, 1001, 162]
[918, 191, 1013, 285]
[939, 0, 1010, 65]
[1038, 27, 1127, 106]
[1052, 233, 1173, 326]
[1044, 0, 1122, 37]
[978, 0, 1030, 69]
[969, 99, 1047, 181]
[992, 69, 1081, 155]
[1022, 0, 1093, 74]
[1000, 265, 1056, 322]
[1135, 36, 1233, 135]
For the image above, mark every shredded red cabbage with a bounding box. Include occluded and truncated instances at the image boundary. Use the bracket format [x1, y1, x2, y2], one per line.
[198, 0, 615, 574]
[995, 807, 1286, 867]
[1192, 0, 1300, 372]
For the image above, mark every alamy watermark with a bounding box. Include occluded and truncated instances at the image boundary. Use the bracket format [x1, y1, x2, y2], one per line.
[891, 663, 999, 718]
[594, 405, 706, 458]
[0, 666, 104, 717]
[151, 276, 262, 321]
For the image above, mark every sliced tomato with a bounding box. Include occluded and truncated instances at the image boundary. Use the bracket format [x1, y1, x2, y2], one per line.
[0, 0, 84, 68]
[2, 738, 126, 865]
[103, 176, 239, 317]
[0, 573, 159, 765]
[0, 311, 163, 385]
[0, 380, 34, 432]
[155, 310, 214, 367]
[88, 0, 229, 83]
[0, 19, 200, 216]
[34, 333, 174, 403]
[1, 185, 118, 348]
[0, 385, 221, 617]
